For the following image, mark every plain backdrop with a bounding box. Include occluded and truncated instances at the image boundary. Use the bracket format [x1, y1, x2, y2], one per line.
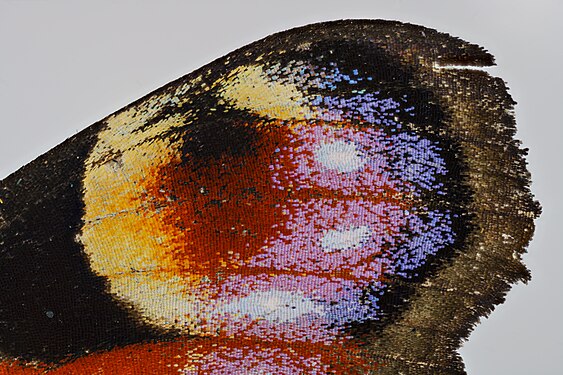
[0, 1, 561, 374]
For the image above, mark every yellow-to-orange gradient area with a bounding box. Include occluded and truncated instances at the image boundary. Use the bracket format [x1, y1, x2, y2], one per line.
[78, 89, 211, 333]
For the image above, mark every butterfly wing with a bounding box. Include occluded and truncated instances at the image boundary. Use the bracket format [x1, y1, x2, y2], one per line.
[0, 20, 539, 374]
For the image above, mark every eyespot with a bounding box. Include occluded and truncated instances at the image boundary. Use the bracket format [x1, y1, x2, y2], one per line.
[0, 20, 539, 374]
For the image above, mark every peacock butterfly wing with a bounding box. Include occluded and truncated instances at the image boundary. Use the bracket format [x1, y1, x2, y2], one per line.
[0, 20, 539, 374]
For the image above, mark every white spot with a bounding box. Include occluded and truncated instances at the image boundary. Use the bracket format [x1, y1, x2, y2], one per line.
[432, 62, 493, 71]
[315, 140, 365, 172]
[221, 290, 323, 322]
[321, 226, 371, 252]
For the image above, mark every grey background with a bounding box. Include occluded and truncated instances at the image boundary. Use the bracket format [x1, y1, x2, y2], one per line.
[0, 1, 561, 374]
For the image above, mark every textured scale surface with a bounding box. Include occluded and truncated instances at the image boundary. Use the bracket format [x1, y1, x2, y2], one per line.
[0, 20, 539, 374]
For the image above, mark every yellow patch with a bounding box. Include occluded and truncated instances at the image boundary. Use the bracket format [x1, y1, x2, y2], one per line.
[79, 85, 213, 333]
[219, 64, 315, 120]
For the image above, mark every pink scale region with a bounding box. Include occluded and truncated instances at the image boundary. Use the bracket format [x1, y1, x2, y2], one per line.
[271, 124, 395, 195]
[248, 198, 400, 279]
[139, 120, 454, 372]
[230, 123, 454, 326]
[214, 273, 366, 341]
